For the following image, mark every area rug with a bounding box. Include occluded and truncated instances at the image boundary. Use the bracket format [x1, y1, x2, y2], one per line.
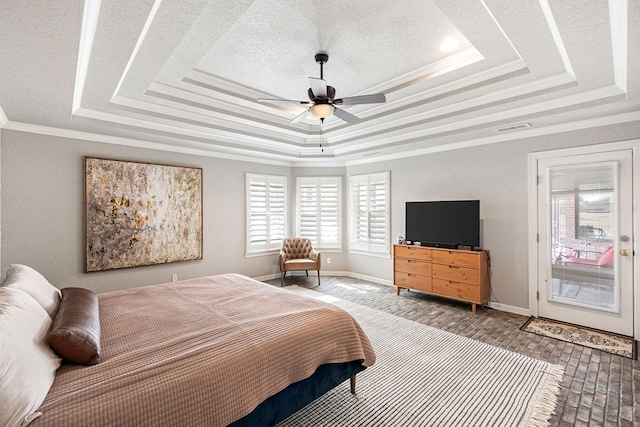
[279, 287, 564, 427]
[521, 317, 636, 360]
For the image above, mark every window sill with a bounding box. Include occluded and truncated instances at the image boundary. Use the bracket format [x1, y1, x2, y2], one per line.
[245, 249, 280, 258]
[316, 247, 343, 253]
[349, 250, 391, 259]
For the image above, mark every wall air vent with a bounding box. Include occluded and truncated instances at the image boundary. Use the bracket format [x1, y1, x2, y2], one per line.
[496, 123, 532, 132]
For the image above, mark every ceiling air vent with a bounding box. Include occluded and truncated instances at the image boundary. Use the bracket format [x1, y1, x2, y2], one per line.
[496, 123, 532, 132]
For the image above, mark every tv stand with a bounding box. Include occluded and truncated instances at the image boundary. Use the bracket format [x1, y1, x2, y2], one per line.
[393, 245, 490, 314]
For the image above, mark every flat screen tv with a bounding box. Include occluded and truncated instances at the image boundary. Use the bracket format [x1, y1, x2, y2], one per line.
[405, 200, 480, 249]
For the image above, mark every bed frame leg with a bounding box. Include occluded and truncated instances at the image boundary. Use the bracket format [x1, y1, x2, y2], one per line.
[350, 376, 356, 394]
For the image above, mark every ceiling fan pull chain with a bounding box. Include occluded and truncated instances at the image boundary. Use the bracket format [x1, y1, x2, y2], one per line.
[320, 117, 324, 152]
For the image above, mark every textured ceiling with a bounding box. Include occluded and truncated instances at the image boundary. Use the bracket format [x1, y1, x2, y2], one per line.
[0, 0, 639, 165]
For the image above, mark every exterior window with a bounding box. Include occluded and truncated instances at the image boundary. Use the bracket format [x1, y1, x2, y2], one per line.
[349, 171, 390, 255]
[551, 165, 614, 265]
[246, 173, 287, 255]
[296, 177, 342, 250]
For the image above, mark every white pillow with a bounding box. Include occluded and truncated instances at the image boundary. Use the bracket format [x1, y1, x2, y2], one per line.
[0, 287, 62, 427]
[2, 264, 61, 317]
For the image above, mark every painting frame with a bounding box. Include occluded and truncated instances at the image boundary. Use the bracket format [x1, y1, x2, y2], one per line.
[84, 157, 203, 272]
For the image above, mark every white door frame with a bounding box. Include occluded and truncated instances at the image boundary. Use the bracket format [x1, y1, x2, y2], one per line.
[528, 139, 640, 339]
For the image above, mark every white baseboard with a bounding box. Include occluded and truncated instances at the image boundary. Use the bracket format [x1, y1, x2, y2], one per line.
[253, 270, 351, 282]
[485, 301, 531, 317]
[253, 271, 529, 316]
[344, 272, 394, 287]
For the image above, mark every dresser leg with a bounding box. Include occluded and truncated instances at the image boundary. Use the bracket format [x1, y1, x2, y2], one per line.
[472, 303, 477, 314]
[396, 287, 401, 295]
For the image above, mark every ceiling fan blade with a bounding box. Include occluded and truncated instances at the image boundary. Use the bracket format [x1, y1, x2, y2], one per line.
[308, 77, 327, 99]
[290, 109, 311, 124]
[257, 98, 312, 105]
[333, 93, 386, 105]
[333, 107, 361, 124]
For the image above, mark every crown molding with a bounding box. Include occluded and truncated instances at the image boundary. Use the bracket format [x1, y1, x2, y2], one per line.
[329, 70, 576, 144]
[73, 107, 309, 155]
[1, 121, 298, 166]
[0, 106, 8, 128]
[4, 109, 638, 170]
[344, 111, 640, 166]
[110, 94, 308, 143]
[609, 0, 628, 91]
[73, 0, 102, 112]
[332, 84, 626, 156]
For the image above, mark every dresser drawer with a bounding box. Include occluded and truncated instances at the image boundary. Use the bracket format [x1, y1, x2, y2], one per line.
[432, 263, 479, 285]
[395, 245, 432, 261]
[394, 258, 432, 276]
[395, 271, 432, 292]
[432, 250, 479, 268]
[433, 279, 481, 302]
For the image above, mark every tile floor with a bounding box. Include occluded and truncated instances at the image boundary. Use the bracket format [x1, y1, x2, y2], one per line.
[265, 275, 640, 427]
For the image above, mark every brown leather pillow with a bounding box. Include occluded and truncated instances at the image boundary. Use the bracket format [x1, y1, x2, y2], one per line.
[49, 287, 101, 365]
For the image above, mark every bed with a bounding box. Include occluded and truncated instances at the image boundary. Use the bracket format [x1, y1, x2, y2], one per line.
[0, 266, 375, 427]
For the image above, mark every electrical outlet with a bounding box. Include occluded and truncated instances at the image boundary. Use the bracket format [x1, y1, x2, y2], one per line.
[327, 257, 332, 264]
[172, 274, 178, 282]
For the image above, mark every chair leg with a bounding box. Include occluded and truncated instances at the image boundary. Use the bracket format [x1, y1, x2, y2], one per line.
[317, 270, 320, 286]
[305, 270, 308, 277]
[281, 272, 285, 286]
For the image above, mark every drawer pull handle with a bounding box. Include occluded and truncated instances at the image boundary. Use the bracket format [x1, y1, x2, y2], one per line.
[448, 265, 460, 269]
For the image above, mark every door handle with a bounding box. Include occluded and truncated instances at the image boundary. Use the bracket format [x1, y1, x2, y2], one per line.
[620, 249, 630, 256]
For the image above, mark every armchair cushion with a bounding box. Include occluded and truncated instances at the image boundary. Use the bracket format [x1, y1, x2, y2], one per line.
[283, 259, 319, 271]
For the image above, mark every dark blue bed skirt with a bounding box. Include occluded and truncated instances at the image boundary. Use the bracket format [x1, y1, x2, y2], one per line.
[229, 361, 366, 427]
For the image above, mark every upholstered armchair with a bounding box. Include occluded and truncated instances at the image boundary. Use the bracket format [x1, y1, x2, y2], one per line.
[279, 238, 321, 286]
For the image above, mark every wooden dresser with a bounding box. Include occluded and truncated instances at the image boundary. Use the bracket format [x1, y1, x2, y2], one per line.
[393, 244, 490, 314]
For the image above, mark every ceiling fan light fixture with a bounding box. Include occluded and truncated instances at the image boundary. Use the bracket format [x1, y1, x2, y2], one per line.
[309, 103, 335, 119]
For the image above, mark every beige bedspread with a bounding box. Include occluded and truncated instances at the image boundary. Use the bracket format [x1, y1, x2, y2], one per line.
[33, 274, 375, 426]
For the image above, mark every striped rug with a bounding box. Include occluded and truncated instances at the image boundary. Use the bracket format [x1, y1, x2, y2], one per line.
[279, 287, 564, 427]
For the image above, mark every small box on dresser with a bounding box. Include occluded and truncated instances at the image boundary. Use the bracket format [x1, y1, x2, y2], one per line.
[393, 244, 490, 314]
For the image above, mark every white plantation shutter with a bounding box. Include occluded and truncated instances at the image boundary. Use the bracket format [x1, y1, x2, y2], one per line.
[246, 174, 287, 254]
[351, 175, 369, 251]
[296, 177, 342, 249]
[350, 172, 390, 254]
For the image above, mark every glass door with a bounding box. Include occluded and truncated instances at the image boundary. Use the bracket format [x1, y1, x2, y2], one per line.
[537, 150, 633, 336]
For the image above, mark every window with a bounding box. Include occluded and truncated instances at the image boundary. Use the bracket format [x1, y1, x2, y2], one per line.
[550, 165, 614, 265]
[296, 177, 342, 250]
[246, 173, 287, 255]
[349, 171, 390, 255]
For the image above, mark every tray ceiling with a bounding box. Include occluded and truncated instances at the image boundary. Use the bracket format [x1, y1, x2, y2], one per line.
[0, 0, 638, 165]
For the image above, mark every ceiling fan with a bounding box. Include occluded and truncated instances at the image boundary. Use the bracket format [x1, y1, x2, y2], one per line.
[257, 53, 386, 124]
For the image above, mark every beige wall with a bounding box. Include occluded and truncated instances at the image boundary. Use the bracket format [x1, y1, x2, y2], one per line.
[0, 129, 293, 293]
[2, 121, 639, 309]
[346, 121, 640, 309]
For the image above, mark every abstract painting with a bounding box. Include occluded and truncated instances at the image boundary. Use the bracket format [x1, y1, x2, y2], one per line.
[84, 157, 202, 272]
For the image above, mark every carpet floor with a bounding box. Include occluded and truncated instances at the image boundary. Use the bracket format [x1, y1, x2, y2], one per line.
[521, 317, 636, 360]
[278, 286, 564, 427]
